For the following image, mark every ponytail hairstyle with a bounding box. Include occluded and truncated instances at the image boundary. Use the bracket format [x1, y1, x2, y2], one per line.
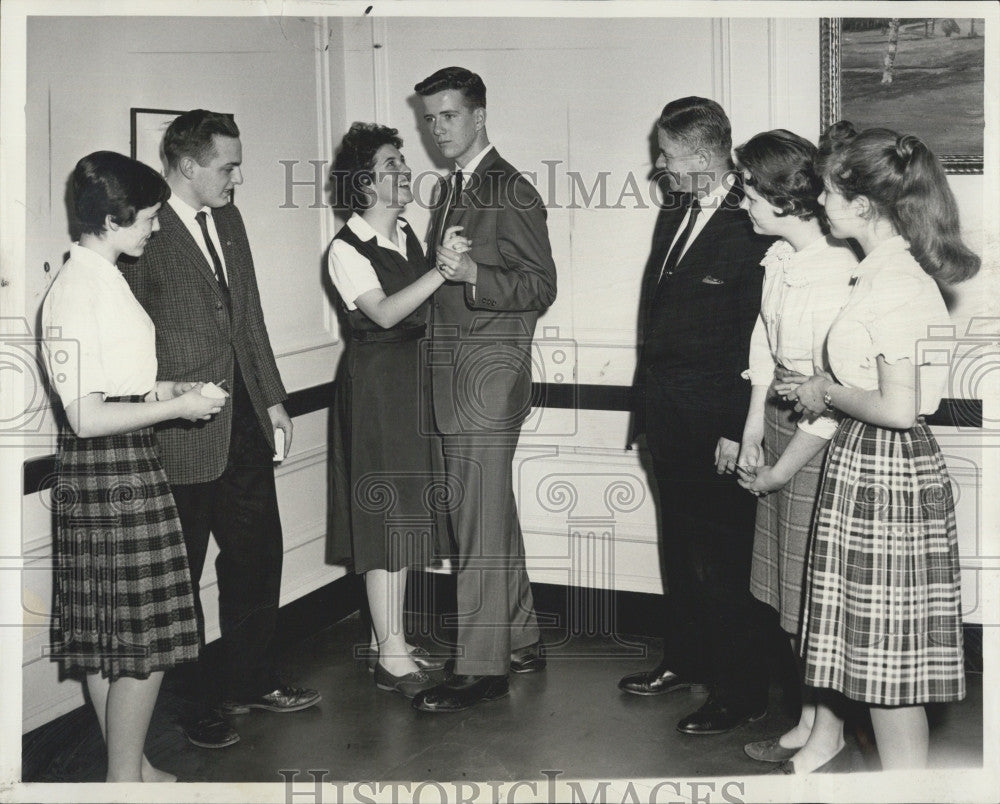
[815, 121, 979, 284]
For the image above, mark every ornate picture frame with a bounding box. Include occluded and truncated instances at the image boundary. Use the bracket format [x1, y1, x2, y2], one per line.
[820, 18, 984, 175]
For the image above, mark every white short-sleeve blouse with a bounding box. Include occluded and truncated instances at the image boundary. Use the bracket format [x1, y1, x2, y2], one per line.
[826, 235, 951, 415]
[327, 214, 420, 311]
[41, 243, 157, 407]
[744, 235, 858, 438]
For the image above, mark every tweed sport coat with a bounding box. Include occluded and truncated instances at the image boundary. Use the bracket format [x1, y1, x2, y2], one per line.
[121, 201, 287, 484]
[425, 148, 557, 435]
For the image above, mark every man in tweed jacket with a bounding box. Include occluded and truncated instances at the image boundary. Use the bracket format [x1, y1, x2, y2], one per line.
[122, 110, 319, 748]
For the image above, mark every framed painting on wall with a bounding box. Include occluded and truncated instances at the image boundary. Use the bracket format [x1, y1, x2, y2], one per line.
[130, 108, 237, 175]
[129, 108, 184, 173]
[820, 17, 984, 174]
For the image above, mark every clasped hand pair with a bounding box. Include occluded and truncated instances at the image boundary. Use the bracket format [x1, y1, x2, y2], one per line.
[436, 225, 477, 284]
[774, 365, 833, 417]
[716, 366, 834, 496]
[714, 437, 786, 497]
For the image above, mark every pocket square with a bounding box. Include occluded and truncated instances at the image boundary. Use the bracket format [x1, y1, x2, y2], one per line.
[701, 275, 725, 285]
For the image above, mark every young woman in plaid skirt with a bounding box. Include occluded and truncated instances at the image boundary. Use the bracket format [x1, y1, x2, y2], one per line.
[774, 124, 980, 772]
[729, 130, 858, 766]
[41, 152, 228, 782]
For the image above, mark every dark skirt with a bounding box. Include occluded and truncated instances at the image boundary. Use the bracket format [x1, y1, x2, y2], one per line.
[52, 400, 199, 680]
[800, 417, 965, 705]
[327, 330, 449, 573]
[750, 393, 828, 635]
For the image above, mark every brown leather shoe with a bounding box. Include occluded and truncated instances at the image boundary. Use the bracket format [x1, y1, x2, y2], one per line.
[618, 663, 708, 696]
[771, 746, 854, 774]
[360, 645, 447, 673]
[744, 736, 799, 763]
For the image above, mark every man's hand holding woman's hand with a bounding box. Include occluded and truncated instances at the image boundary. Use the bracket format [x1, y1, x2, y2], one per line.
[437, 225, 476, 283]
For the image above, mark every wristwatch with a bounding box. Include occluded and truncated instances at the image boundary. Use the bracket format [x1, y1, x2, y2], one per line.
[823, 384, 835, 409]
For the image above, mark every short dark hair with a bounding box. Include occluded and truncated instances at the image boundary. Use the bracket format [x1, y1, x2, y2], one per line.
[330, 122, 403, 212]
[414, 66, 486, 109]
[657, 96, 732, 161]
[734, 129, 823, 221]
[73, 151, 170, 236]
[162, 109, 240, 171]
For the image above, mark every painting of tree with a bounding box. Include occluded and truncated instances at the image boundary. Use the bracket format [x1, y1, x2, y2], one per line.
[821, 18, 984, 173]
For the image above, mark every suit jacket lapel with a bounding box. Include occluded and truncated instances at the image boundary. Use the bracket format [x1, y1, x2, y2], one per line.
[215, 209, 240, 314]
[670, 183, 744, 274]
[160, 202, 229, 304]
[642, 198, 688, 318]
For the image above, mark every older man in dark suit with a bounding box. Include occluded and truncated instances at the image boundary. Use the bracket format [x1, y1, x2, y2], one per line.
[122, 110, 319, 748]
[409, 67, 557, 713]
[620, 97, 777, 734]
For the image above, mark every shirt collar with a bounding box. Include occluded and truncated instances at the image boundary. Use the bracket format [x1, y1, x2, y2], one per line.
[167, 194, 211, 226]
[346, 213, 408, 253]
[796, 233, 833, 259]
[455, 143, 494, 177]
[694, 178, 733, 208]
[69, 242, 121, 277]
[854, 234, 910, 275]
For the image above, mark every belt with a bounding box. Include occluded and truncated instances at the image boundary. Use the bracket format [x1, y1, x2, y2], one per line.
[348, 325, 426, 344]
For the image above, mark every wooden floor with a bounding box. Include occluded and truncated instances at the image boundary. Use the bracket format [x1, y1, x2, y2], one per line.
[22, 609, 983, 785]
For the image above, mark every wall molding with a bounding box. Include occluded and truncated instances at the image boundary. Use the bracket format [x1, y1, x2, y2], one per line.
[711, 18, 733, 110]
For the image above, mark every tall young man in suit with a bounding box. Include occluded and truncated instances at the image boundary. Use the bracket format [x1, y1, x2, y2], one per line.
[123, 110, 319, 748]
[410, 67, 558, 713]
[620, 97, 776, 734]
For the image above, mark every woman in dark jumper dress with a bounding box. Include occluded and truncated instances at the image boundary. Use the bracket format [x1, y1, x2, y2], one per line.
[326, 123, 467, 697]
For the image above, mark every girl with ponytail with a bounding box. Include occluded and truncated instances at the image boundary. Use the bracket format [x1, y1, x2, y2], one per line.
[774, 124, 979, 773]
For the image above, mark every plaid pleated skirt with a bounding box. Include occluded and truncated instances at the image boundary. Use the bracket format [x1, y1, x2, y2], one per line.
[750, 394, 828, 635]
[52, 399, 200, 680]
[800, 417, 965, 705]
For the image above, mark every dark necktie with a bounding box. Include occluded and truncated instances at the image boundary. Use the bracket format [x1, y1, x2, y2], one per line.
[437, 169, 463, 246]
[658, 196, 701, 282]
[195, 210, 230, 296]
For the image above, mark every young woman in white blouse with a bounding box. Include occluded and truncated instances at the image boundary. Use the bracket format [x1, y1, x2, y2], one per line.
[42, 151, 227, 781]
[728, 129, 858, 768]
[775, 124, 979, 773]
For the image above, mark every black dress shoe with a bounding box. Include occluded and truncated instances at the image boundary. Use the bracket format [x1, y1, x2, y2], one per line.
[181, 713, 240, 749]
[676, 697, 766, 735]
[618, 664, 708, 696]
[510, 642, 546, 674]
[374, 663, 436, 698]
[411, 674, 509, 713]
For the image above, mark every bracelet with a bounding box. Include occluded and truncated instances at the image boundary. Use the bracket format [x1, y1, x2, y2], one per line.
[822, 385, 835, 409]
